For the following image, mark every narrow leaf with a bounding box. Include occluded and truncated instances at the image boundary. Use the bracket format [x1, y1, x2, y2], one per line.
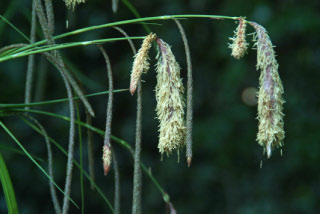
[0, 152, 19, 214]
[0, 121, 80, 209]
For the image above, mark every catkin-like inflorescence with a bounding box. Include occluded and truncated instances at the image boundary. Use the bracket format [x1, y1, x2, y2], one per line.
[155, 38, 186, 157]
[130, 33, 157, 95]
[250, 22, 285, 158]
[229, 17, 248, 59]
[64, 0, 86, 10]
[102, 145, 112, 175]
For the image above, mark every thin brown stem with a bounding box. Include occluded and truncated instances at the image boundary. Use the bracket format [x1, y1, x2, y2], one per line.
[35, 0, 94, 117]
[85, 111, 95, 190]
[132, 82, 142, 214]
[45, 53, 76, 214]
[113, 150, 120, 214]
[97, 45, 114, 176]
[25, 0, 37, 109]
[173, 19, 193, 167]
[35, 1, 76, 213]
[97, 45, 113, 148]
[34, 56, 48, 103]
[112, 26, 142, 214]
[113, 27, 137, 54]
[25, 115, 61, 214]
[44, 0, 54, 34]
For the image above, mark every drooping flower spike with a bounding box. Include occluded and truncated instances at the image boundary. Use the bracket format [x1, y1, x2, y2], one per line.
[229, 17, 248, 59]
[155, 38, 186, 157]
[130, 33, 157, 95]
[250, 22, 285, 158]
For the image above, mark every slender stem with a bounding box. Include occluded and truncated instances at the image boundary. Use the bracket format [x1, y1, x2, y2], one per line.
[44, 54, 76, 214]
[98, 46, 113, 148]
[25, 0, 37, 109]
[132, 82, 142, 214]
[57, 60, 95, 117]
[75, 102, 85, 214]
[35, 0, 50, 42]
[173, 19, 193, 167]
[44, 0, 54, 35]
[24, 115, 61, 214]
[61, 81, 76, 214]
[113, 27, 137, 54]
[34, 56, 48, 102]
[115, 26, 143, 214]
[34, 0, 95, 118]
[113, 150, 120, 214]
[35, 1, 77, 212]
[111, 29, 140, 209]
[85, 110, 95, 190]
[98, 45, 114, 176]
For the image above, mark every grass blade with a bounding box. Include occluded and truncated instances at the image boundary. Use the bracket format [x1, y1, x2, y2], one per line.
[0, 120, 79, 209]
[20, 117, 114, 212]
[0, 144, 43, 162]
[0, 14, 30, 42]
[0, 151, 19, 214]
[0, 37, 145, 62]
[0, 89, 128, 109]
[7, 108, 172, 204]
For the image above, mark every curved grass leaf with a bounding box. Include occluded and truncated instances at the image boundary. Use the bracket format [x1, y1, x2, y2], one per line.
[0, 14, 29, 42]
[0, 0, 17, 35]
[0, 144, 43, 162]
[20, 117, 114, 213]
[0, 121, 80, 209]
[0, 151, 19, 214]
[6, 109, 170, 204]
[3, 15, 239, 60]
[0, 89, 128, 109]
[0, 37, 145, 62]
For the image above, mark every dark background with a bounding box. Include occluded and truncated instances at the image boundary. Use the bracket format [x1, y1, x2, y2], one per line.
[1, 0, 320, 213]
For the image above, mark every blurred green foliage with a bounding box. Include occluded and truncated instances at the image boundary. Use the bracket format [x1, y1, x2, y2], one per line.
[1, 0, 320, 213]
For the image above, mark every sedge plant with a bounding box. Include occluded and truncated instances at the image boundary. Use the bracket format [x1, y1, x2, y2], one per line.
[0, 0, 285, 213]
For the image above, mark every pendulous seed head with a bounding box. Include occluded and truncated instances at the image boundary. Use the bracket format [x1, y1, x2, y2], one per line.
[64, 0, 86, 10]
[229, 17, 248, 59]
[102, 145, 112, 175]
[155, 38, 186, 157]
[250, 22, 285, 158]
[130, 33, 157, 95]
